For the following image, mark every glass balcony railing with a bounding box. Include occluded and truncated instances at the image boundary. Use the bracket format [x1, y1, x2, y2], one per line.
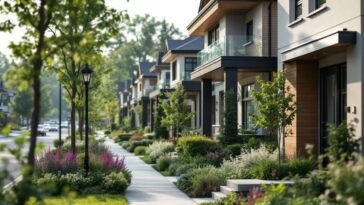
[157, 81, 170, 89]
[181, 71, 192, 80]
[143, 87, 155, 97]
[197, 35, 262, 67]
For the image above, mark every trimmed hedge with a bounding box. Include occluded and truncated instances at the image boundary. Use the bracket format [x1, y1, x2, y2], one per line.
[176, 136, 216, 157]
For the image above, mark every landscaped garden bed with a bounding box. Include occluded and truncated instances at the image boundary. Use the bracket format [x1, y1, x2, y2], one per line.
[33, 136, 131, 202]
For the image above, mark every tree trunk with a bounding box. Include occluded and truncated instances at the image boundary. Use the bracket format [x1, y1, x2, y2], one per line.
[28, 0, 47, 172]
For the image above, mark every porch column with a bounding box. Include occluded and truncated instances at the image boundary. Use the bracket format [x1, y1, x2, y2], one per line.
[201, 79, 212, 137]
[142, 98, 149, 128]
[224, 68, 238, 140]
[150, 98, 155, 132]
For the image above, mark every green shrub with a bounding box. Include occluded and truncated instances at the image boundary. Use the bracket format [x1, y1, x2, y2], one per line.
[220, 145, 278, 179]
[104, 130, 111, 135]
[102, 172, 129, 194]
[327, 122, 360, 162]
[146, 141, 174, 162]
[134, 146, 147, 155]
[222, 144, 243, 159]
[127, 139, 153, 152]
[242, 137, 262, 150]
[251, 158, 314, 180]
[175, 164, 195, 176]
[53, 139, 64, 148]
[288, 158, 315, 177]
[176, 166, 225, 197]
[156, 155, 172, 171]
[176, 136, 215, 157]
[115, 134, 133, 142]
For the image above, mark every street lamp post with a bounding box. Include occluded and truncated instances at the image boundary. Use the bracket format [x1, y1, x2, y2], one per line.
[81, 64, 93, 176]
[59, 80, 62, 144]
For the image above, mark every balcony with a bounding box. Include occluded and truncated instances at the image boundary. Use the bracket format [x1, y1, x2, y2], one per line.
[157, 81, 170, 89]
[142, 87, 155, 97]
[197, 35, 262, 67]
[181, 71, 193, 80]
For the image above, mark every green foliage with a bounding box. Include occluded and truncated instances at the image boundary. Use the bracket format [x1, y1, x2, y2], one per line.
[35, 171, 130, 195]
[220, 89, 239, 144]
[115, 134, 133, 142]
[102, 172, 129, 194]
[251, 70, 297, 161]
[133, 146, 147, 155]
[145, 141, 175, 162]
[156, 155, 172, 171]
[43, 194, 128, 205]
[176, 166, 225, 197]
[53, 139, 64, 148]
[222, 144, 243, 159]
[201, 192, 245, 205]
[154, 97, 169, 139]
[122, 139, 153, 152]
[161, 84, 194, 137]
[251, 158, 314, 180]
[176, 136, 215, 157]
[326, 122, 360, 162]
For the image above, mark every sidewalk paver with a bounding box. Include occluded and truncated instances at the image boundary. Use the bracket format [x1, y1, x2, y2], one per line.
[104, 137, 196, 205]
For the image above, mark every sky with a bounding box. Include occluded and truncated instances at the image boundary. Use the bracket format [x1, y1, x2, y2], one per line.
[0, 0, 200, 58]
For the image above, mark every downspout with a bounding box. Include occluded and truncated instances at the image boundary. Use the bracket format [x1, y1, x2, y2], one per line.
[268, 0, 273, 57]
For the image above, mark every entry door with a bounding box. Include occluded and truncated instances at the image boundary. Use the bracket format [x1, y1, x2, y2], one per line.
[320, 63, 347, 154]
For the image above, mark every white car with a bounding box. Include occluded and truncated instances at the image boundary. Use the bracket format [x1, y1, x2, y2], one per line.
[49, 124, 58, 132]
[37, 124, 47, 136]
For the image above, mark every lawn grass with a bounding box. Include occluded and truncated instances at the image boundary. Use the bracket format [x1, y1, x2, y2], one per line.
[44, 194, 127, 205]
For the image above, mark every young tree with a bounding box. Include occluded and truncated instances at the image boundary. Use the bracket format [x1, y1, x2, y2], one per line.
[0, 0, 58, 169]
[11, 90, 32, 127]
[161, 84, 194, 139]
[251, 70, 297, 163]
[49, 0, 124, 152]
[154, 96, 169, 139]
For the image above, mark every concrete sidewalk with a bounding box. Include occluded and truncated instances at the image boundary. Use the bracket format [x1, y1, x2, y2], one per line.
[104, 137, 196, 205]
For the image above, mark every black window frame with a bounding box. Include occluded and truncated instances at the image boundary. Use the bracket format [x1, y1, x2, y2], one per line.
[315, 0, 326, 9]
[246, 20, 253, 42]
[208, 25, 219, 45]
[295, 0, 303, 20]
[172, 61, 177, 81]
[242, 83, 255, 130]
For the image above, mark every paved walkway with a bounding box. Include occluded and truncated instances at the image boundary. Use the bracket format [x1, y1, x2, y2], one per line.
[104, 137, 196, 205]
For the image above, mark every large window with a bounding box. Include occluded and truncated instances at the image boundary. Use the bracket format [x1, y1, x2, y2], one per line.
[172, 61, 177, 80]
[295, 0, 303, 19]
[246, 21, 253, 42]
[315, 0, 326, 9]
[184, 57, 197, 80]
[208, 25, 219, 45]
[242, 84, 255, 130]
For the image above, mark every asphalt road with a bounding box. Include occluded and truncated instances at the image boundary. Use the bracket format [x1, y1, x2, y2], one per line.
[0, 129, 68, 186]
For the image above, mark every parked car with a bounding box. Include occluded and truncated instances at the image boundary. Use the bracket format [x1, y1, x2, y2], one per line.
[37, 124, 47, 136]
[61, 121, 68, 128]
[49, 124, 58, 132]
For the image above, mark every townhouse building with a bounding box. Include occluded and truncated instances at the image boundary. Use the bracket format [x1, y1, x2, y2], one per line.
[149, 52, 172, 131]
[162, 36, 204, 130]
[277, 0, 361, 157]
[188, 0, 278, 137]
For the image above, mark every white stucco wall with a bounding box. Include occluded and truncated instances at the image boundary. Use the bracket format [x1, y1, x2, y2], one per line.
[278, 0, 364, 147]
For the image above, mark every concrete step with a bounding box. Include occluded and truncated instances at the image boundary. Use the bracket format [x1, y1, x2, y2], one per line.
[220, 185, 237, 195]
[227, 179, 295, 192]
[212, 191, 227, 200]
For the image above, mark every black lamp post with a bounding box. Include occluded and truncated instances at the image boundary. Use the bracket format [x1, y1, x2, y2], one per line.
[81, 64, 93, 176]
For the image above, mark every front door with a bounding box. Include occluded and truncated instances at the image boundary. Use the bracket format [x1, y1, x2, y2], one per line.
[320, 63, 347, 154]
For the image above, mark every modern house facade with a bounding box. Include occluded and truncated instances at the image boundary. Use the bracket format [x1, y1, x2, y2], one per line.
[162, 36, 204, 129]
[277, 0, 361, 157]
[188, 0, 278, 137]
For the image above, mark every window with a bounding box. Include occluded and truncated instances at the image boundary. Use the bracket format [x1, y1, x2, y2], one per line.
[315, 0, 326, 9]
[208, 25, 219, 45]
[246, 21, 253, 42]
[295, 0, 303, 19]
[172, 61, 177, 80]
[242, 84, 255, 130]
[184, 57, 197, 80]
